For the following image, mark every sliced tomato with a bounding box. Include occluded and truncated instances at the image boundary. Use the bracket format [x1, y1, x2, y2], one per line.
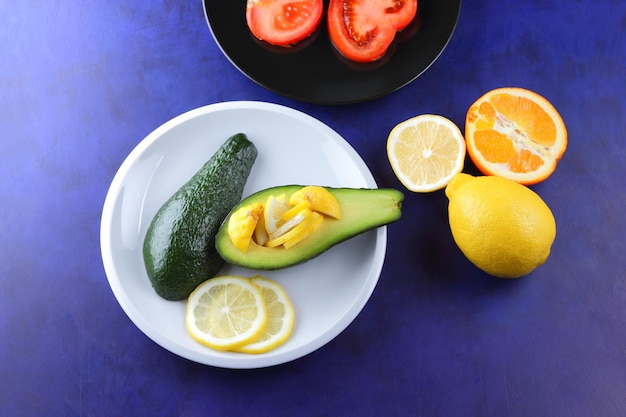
[246, 0, 324, 47]
[327, 0, 418, 63]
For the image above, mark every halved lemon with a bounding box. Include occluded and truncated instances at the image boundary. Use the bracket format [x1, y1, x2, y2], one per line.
[387, 114, 466, 192]
[233, 276, 295, 354]
[186, 276, 267, 351]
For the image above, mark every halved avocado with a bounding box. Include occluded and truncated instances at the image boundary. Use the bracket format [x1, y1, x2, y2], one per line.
[215, 185, 404, 269]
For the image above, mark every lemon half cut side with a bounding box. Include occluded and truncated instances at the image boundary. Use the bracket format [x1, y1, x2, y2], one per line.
[387, 114, 466, 192]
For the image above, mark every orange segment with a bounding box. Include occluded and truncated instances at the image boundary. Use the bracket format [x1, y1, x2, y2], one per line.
[465, 87, 567, 185]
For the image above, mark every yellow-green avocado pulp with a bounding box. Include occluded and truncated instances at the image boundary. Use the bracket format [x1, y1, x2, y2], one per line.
[215, 185, 404, 270]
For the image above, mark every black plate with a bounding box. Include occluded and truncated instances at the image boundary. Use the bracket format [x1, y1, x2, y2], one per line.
[203, 0, 461, 105]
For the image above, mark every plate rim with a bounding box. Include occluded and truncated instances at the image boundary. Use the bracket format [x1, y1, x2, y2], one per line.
[100, 101, 388, 368]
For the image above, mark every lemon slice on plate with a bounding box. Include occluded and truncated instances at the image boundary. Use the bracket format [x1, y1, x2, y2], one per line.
[387, 114, 466, 192]
[233, 276, 295, 354]
[186, 276, 267, 351]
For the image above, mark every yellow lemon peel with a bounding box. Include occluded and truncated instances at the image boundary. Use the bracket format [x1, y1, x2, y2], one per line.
[289, 186, 342, 219]
[232, 276, 295, 354]
[227, 203, 264, 252]
[445, 173, 556, 278]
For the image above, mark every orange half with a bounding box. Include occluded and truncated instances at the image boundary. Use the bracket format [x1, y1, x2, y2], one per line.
[465, 87, 567, 185]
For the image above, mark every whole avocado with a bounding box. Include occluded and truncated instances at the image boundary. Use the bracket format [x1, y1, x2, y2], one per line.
[143, 133, 257, 300]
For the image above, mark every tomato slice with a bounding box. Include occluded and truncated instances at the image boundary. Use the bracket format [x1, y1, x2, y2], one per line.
[246, 0, 324, 47]
[327, 0, 418, 63]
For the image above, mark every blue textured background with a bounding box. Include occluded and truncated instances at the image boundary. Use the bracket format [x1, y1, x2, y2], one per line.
[1, 1, 624, 416]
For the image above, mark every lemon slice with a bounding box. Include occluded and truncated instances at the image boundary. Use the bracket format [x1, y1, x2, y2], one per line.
[289, 186, 342, 219]
[387, 114, 466, 192]
[186, 276, 267, 351]
[269, 207, 312, 241]
[282, 200, 311, 221]
[233, 276, 295, 354]
[266, 209, 315, 248]
[263, 194, 290, 235]
[253, 213, 269, 246]
[227, 203, 263, 252]
[284, 211, 324, 249]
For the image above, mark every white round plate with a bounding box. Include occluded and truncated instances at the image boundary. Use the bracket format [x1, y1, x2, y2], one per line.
[100, 101, 387, 368]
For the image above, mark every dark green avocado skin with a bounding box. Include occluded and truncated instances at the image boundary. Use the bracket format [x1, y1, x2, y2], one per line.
[143, 133, 257, 301]
[215, 186, 404, 270]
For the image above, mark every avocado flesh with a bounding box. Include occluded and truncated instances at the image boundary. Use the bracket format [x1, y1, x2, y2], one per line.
[215, 186, 403, 270]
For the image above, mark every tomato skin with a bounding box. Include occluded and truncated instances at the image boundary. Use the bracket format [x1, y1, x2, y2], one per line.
[327, 0, 418, 63]
[246, 0, 324, 47]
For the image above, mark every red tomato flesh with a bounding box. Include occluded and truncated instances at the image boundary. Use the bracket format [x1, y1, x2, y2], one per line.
[327, 0, 418, 63]
[246, 0, 324, 47]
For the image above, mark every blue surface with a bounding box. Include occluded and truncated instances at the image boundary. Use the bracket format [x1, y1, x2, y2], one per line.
[1, 0, 625, 416]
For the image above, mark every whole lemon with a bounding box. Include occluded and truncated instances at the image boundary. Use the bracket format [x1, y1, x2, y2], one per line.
[445, 173, 556, 278]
